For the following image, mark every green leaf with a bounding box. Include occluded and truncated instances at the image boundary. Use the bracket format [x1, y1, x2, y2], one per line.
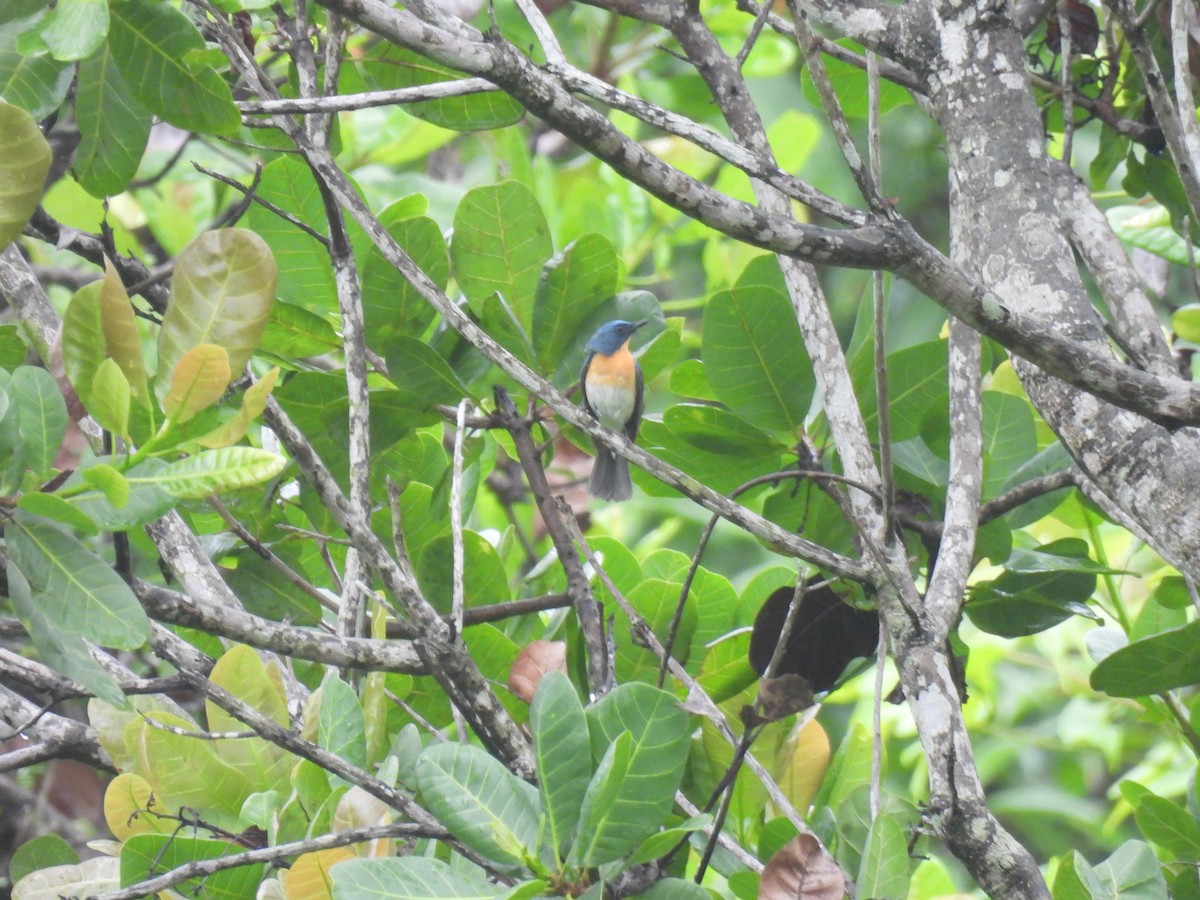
[245, 158, 333, 311]
[637, 417, 783, 497]
[1095, 840, 1169, 899]
[75, 39, 152, 197]
[260, 301, 341, 357]
[570, 729, 638, 866]
[415, 742, 540, 872]
[161, 343, 232, 423]
[11, 364, 68, 478]
[1053, 849, 1105, 900]
[7, 510, 151, 649]
[800, 38, 912, 118]
[0, 323, 27, 368]
[621, 579, 697, 682]
[38, 0, 107, 61]
[90, 357, 132, 437]
[855, 339, 949, 443]
[1133, 795, 1200, 859]
[151, 447, 287, 499]
[99, 258, 151, 408]
[384, 337, 469, 407]
[68, 458, 174, 529]
[81, 462, 130, 509]
[696, 631, 758, 704]
[413, 532, 510, 614]
[107, 0, 239, 135]
[701, 271, 813, 436]
[361, 209, 446, 355]
[530, 670, 591, 859]
[318, 673, 367, 781]
[532, 233, 620, 377]
[206, 645, 292, 795]
[1152, 576, 1192, 610]
[10, 835, 79, 884]
[571, 682, 692, 866]
[0, 101, 51, 249]
[628, 816, 713, 866]
[1091, 618, 1200, 697]
[358, 44, 522, 132]
[981, 391, 1037, 499]
[856, 813, 911, 899]
[156, 229, 277, 406]
[998, 441, 1073, 528]
[61, 281, 105, 409]
[1108, 204, 1194, 267]
[6, 560, 127, 707]
[0, 25, 72, 118]
[670, 358, 717, 402]
[331, 857, 499, 899]
[0, 1, 50, 27]
[452, 182, 552, 324]
[966, 539, 1102, 638]
[223, 544, 321, 626]
[662, 402, 784, 463]
[17, 492, 99, 535]
[120, 833, 264, 898]
[634, 879, 714, 900]
[1174, 304, 1200, 344]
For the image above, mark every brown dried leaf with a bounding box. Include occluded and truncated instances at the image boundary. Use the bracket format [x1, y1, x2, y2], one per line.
[757, 674, 816, 721]
[507, 639, 567, 702]
[759, 834, 848, 900]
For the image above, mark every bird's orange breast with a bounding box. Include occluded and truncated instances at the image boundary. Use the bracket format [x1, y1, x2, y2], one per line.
[586, 344, 636, 386]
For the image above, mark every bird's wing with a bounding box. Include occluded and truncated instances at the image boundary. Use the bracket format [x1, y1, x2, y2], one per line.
[627, 362, 644, 441]
[579, 351, 597, 417]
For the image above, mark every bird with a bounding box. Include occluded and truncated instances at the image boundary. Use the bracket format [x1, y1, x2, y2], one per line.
[580, 319, 646, 501]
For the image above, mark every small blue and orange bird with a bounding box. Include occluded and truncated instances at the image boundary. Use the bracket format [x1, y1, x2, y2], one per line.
[580, 319, 646, 501]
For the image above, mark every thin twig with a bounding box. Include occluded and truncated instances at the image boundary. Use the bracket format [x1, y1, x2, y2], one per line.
[141, 713, 256, 741]
[193, 163, 330, 246]
[870, 630, 888, 819]
[451, 399, 471, 640]
[868, 50, 895, 537]
[786, 1, 884, 209]
[209, 496, 339, 613]
[1057, 1, 1075, 165]
[450, 399, 471, 741]
[734, 0, 773, 69]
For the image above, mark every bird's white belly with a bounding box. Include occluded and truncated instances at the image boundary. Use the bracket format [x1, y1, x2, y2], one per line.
[588, 381, 636, 429]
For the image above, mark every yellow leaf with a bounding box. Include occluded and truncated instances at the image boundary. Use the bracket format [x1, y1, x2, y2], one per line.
[99, 258, 151, 407]
[282, 848, 356, 900]
[104, 772, 174, 840]
[195, 367, 279, 448]
[162, 343, 232, 423]
[774, 717, 830, 814]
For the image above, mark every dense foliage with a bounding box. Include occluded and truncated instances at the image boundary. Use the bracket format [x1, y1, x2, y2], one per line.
[2, 0, 1200, 898]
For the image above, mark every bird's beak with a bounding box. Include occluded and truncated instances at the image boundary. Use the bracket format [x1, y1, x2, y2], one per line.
[633, 320, 649, 331]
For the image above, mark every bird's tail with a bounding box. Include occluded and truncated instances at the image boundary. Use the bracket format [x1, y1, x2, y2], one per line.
[589, 447, 632, 501]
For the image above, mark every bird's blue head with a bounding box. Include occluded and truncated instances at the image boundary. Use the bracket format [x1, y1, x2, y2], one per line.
[587, 319, 647, 355]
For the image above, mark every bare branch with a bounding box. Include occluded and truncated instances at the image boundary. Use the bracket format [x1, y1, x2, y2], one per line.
[135, 581, 426, 673]
[92, 823, 445, 900]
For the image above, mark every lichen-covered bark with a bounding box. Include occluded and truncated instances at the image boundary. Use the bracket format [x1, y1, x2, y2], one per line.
[899, 0, 1200, 582]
